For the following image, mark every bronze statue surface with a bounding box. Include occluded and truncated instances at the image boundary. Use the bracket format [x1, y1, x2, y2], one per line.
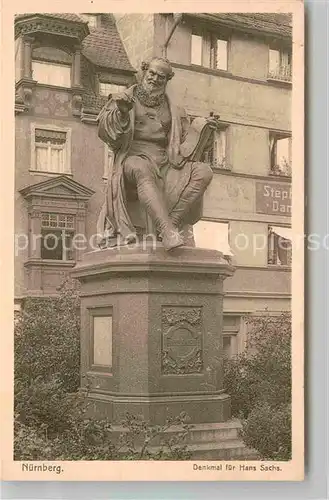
[97, 57, 219, 251]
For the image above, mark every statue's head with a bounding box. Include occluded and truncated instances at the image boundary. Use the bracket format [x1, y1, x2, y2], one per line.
[140, 57, 174, 94]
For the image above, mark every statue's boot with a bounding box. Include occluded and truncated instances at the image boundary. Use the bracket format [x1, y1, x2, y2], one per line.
[137, 178, 184, 251]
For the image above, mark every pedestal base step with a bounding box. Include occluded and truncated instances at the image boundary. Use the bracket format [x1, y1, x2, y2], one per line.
[111, 419, 259, 461]
[186, 440, 260, 460]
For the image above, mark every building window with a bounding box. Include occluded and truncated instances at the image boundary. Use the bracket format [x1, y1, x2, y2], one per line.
[191, 34, 203, 65]
[190, 31, 228, 71]
[103, 145, 114, 180]
[268, 226, 292, 266]
[193, 220, 233, 256]
[223, 316, 240, 358]
[210, 36, 228, 71]
[99, 82, 126, 97]
[41, 213, 75, 261]
[201, 127, 228, 169]
[20, 176, 94, 294]
[268, 48, 292, 82]
[269, 133, 292, 176]
[32, 60, 71, 87]
[31, 126, 71, 175]
[80, 14, 99, 28]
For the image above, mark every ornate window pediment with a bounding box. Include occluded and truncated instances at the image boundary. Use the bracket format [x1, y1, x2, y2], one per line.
[19, 175, 95, 202]
[15, 14, 89, 43]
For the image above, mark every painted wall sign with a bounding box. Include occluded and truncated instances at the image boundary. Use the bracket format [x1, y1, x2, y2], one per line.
[256, 181, 292, 215]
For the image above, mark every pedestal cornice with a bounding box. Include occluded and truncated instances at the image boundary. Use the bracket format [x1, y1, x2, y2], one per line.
[71, 243, 235, 280]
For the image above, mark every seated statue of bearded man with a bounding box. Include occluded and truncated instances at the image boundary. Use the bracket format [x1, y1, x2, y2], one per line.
[96, 56, 219, 251]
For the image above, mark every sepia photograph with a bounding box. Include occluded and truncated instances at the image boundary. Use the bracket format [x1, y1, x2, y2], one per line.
[2, 2, 304, 482]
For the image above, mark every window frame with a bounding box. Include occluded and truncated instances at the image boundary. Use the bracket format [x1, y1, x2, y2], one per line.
[268, 46, 292, 82]
[20, 177, 94, 294]
[190, 28, 229, 72]
[98, 81, 127, 98]
[31, 59, 72, 88]
[222, 314, 241, 359]
[267, 225, 292, 267]
[209, 34, 228, 71]
[40, 228, 75, 262]
[200, 123, 230, 171]
[40, 213, 76, 262]
[30, 123, 72, 176]
[269, 131, 292, 177]
[190, 32, 203, 66]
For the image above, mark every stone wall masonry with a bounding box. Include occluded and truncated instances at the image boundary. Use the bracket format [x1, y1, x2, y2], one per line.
[229, 33, 270, 80]
[229, 220, 269, 267]
[223, 295, 291, 314]
[203, 174, 254, 215]
[114, 14, 155, 71]
[166, 67, 291, 132]
[224, 266, 291, 295]
[229, 125, 271, 176]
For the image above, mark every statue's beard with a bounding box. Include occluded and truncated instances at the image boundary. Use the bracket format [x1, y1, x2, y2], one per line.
[136, 81, 166, 107]
[141, 79, 165, 96]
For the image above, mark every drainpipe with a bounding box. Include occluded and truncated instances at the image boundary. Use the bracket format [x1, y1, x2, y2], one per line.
[161, 13, 183, 58]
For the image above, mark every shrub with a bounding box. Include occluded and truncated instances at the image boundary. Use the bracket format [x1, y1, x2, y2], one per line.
[15, 376, 87, 436]
[14, 408, 192, 461]
[240, 403, 292, 460]
[14, 411, 116, 461]
[224, 312, 291, 418]
[14, 278, 80, 394]
[223, 312, 292, 460]
[114, 412, 192, 460]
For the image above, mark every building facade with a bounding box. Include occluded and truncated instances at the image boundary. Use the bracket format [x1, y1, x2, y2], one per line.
[15, 13, 292, 357]
[14, 13, 135, 300]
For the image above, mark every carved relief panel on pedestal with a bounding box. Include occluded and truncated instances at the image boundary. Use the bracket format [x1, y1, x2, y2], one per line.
[161, 306, 203, 375]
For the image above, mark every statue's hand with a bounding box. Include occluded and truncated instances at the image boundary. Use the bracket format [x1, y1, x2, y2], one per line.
[112, 92, 135, 115]
[205, 116, 221, 130]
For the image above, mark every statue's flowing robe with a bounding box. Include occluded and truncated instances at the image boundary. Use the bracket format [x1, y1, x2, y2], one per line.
[96, 84, 202, 242]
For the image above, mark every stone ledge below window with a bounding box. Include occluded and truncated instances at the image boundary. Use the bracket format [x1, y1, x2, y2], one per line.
[171, 62, 232, 79]
[267, 264, 291, 270]
[28, 169, 73, 177]
[266, 77, 292, 87]
[211, 164, 232, 173]
[269, 170, 292, 180]
[24, 259, 76, 268]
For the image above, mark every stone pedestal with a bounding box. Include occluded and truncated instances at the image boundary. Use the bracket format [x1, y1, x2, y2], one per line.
[71, 243, 235, 426]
